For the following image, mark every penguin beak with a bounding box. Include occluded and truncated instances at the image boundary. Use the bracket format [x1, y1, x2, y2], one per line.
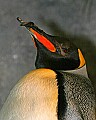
[29, 28, 56, 52]
[17, 17, 56, 52]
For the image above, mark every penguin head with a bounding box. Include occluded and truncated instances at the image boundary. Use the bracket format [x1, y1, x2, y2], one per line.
[17, 17, 85, 70]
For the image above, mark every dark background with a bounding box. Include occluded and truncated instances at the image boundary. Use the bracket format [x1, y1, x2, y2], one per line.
[0, 0, 96, 110]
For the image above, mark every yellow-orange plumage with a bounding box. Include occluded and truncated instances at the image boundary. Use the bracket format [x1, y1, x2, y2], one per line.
[0, 69, 58, 120]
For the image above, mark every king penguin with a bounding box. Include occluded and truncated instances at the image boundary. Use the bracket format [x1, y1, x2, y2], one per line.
[0, 17, 95, 120]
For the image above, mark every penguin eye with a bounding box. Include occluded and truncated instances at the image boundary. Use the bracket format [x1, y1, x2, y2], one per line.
[62, 48, 68, 53]
[60, 43, 69, 53]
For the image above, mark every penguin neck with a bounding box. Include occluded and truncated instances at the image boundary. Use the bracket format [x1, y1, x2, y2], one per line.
[64, 65, 88, 78]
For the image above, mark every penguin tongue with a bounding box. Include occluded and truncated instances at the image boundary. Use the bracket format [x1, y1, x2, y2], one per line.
[17, 17, 56, 52]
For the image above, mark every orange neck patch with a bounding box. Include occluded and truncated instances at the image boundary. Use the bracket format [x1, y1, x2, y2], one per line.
[29, 28, 56, 52]
[78, 49, 85, 68]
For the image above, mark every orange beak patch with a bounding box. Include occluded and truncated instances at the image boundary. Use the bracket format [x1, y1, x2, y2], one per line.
[29, 28, 56, 52]
[78, 49, 85, 68]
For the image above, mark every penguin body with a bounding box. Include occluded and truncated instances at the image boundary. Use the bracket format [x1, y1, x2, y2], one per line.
[0, 68, 95, 120]
[0, 18, 95, 120]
